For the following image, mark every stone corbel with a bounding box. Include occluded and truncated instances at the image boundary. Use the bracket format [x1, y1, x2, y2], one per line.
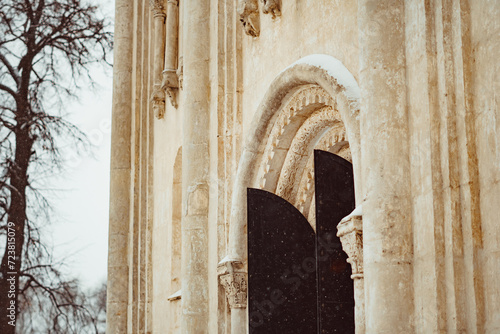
[238, 0, 260, 37]
[217, 257, 247, 309]
[261, 0, 280, 19]
[161, 69, 178, 108]
[151, 84, 166, 119]
[337, 205, 363, 279]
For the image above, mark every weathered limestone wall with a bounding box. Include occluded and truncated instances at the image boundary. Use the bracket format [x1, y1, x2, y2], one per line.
[107, 0, 134, 332]
[107, 0, 500, 333]
[403, 0, 486, 332]
[180, 0, 211, 332]
[240, 0, 359, 142]
[471, 0, 500, 332]
[358, 1, 414, 332]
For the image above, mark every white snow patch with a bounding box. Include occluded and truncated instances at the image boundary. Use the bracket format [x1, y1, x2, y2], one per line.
[218, 255, 241, 266]
[167, 289, 182, 301]
[287, 54, 360, 103]
[341, 204, 363, 222]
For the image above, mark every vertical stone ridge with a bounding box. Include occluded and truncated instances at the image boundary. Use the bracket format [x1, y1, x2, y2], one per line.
[107, 0, 135, 333]
[358, 0, 414, 332]
[181, 0, 211, 332]
[129, 1, 144, 332]
[456, 0, 485, 331]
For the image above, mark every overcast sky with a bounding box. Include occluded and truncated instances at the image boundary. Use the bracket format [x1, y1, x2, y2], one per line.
[48, 0, 115, 289]
[49, 68, 112, 289]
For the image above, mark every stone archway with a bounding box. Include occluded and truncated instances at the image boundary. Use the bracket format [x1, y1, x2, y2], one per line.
[219, 55, 362, 334]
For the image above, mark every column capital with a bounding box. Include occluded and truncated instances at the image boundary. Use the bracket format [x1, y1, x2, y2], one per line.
[149, 0, 166, 18]
[337, 206, 363, 279]
[218, 258, 247, 309]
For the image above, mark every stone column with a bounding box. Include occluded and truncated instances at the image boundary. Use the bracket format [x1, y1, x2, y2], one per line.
[107, 0, 134, 333]
[358, 0, 414, 332]
[150, 0, 166, 118]
[161, 0, 179, 108]
[181, 0, 210, 332]
[337, 209, 364, 334]
[218, 258, 247, 334]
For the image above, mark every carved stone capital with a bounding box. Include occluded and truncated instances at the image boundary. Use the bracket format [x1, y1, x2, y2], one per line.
[238, 0, 260, 37]
[261, 0, 281, 19]
[218, 258, 247, 309]
[149, 0, 166, 18]
[151, 83, 166, 119]
[337, 207, 363, 279]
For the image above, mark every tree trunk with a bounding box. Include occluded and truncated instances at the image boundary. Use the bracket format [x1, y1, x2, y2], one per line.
[0, 124, 32, 333]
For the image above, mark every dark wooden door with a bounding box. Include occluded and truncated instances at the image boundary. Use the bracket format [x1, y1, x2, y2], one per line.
[247, 150, 355, 334]
[315, 150, 355, 333]
[247, 188, 317, 334]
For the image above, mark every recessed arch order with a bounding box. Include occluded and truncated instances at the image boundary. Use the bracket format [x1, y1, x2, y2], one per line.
[228, 54, 362, 263]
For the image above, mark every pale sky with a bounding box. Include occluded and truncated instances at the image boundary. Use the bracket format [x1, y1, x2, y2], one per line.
[48, 0, 115, 289]
[49, 68, 112, 289]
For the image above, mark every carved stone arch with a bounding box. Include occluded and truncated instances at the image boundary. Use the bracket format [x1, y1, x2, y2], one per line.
[221, 55, 361, 333]
[254, 85, 352, 233]
[228, 55, 361, 262]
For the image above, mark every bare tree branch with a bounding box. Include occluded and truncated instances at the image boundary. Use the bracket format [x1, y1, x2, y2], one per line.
[0, 1, 112, 333]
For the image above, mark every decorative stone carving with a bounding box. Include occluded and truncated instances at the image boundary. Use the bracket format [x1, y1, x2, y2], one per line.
[275, 107, 342, 202]
[261, 0, 280, 19]
[238, 0, 260, 37]
[149, 0, 166, 17]
[217, 258, 247, 309]
[151, 83, 166, 119]
[294, 130, 349, 221]
[337, 207, 363, 279]
[257, 85, 334, 192]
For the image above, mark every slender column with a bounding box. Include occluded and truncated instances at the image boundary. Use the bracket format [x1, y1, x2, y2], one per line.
[358, 0, 414, 332]
[150, 0, 166, 118]
[337, 209, 364, 334]
[161, 0, 179, 108]
[107, 0, 134, 332]
[181, 0, 210, 332]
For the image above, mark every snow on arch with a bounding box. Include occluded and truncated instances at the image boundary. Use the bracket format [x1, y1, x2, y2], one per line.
[288, 54, 360, 107]
[227, 54, 362, 262]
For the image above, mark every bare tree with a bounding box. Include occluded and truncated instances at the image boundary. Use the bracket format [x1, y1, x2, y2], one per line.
[17, 278, 107, 334]
[0, 0, 112, 332]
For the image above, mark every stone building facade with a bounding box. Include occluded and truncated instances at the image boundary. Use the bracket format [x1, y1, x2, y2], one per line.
[107, 0, 500, 333]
